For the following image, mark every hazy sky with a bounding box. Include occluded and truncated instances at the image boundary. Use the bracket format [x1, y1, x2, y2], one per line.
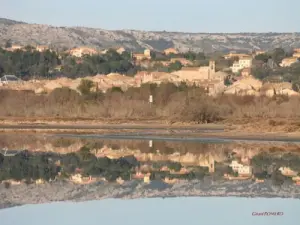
[0, 197, 299, 225]
[1, 0, 299, 32]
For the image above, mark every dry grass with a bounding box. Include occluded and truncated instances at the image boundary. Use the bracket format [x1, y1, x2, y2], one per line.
[1, 84, 300, 127]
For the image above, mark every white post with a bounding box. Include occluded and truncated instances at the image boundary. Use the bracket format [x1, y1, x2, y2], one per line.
[149, 140, 153, 148]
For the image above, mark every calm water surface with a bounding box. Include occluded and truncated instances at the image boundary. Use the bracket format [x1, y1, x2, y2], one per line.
[0, 197, 299, 225]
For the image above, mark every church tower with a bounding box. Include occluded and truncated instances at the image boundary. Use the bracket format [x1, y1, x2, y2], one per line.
[208, 60, 216, 80]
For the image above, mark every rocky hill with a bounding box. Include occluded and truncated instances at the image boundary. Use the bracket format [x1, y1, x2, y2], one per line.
[1, 18, 300, 53]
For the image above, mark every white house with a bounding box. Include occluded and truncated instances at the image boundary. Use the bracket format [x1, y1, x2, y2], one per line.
[231, 57, 253, 73]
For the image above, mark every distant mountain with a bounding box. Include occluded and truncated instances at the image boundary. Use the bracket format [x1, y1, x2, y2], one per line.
[0, 18, 26, 25]
[1, 18, 300, 53]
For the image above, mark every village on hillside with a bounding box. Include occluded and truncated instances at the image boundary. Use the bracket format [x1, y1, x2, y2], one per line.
[1, 44, 300, 97]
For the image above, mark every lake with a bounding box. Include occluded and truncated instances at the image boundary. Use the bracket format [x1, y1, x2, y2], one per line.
[0, 132, 300, 210]
[0, 197, 299, 225]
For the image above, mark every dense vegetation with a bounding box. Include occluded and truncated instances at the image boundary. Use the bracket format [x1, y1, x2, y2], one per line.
[0, 47, 212, 79]
[252, 48, 300, 90]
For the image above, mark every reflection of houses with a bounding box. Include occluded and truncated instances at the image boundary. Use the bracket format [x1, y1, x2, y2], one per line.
[164, 177, 179, 184]
[279, 167, 298, 177]
[116, 177, 125, 185]
[144, 174, 151, 183]
[132, 171, 151, 183]
[229, 160, 252, 176]
[35, 179, 45, 184]
[1, 179, 22, 185]
[199, 154, 215, 173]
[170, 167, 190, 175]
[70, 174, 95, 184]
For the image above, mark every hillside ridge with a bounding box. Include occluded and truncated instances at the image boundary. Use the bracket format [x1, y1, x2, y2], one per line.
[1, 18, 300, 52]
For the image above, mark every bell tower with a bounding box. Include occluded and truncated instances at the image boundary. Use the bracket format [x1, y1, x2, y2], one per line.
[208, 60, 215, 80]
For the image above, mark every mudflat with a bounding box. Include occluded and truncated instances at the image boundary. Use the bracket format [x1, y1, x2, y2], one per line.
[1, 119, 300, 142]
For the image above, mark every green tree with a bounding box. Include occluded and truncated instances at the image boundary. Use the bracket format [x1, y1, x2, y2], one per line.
[77, 79, 94, 95]
[168, 61, 182, 72]
[255, 54, 270, 63]
[4, 40, 12, 48]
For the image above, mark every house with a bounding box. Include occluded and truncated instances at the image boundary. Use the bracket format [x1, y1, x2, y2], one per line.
[170, 58, 193, 66]
[279, 167, 298, 177]
[241, 68, 251, 77]
[6, 44, 24, 51]
[294, 48, 300, 53]
[231, 57, 253, 73]
[224, 52, 251, 59]
[280, 57, 299, 67]
[292, 52, 300, 58]
[224, 76, 262, 96]
[172, 61, 226, 82]
[292, 176, 300, 182]
[260, 82, 299, 97]
[253, 50, 266, 56]
[116, 47, 126, 55]
[164, 48, 178, 55]
[132, 49, 151, 60]
[68, 47, 98, 57]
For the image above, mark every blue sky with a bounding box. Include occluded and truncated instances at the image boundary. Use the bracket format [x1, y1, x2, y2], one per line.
[0, 197, 299, 225]
[1, 0, 299, 32]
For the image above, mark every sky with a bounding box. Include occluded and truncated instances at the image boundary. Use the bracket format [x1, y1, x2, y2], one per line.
[0, 197, 299, 225]
[1, 0, 299, 33]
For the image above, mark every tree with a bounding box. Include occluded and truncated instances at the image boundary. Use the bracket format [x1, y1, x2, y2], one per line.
[5, 40, 12, 48]
[168, 61, 182, 72]
[77, 79, 94, 95]
[272, 48, 286, 65]
[255, 54, 270, 63]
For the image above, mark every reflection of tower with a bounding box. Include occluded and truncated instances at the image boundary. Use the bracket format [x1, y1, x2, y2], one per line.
[208, 60, 215, 80]
[208, 154, 215, 173]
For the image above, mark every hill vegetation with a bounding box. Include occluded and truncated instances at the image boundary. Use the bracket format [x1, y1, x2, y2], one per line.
[1, 18, 300, 52]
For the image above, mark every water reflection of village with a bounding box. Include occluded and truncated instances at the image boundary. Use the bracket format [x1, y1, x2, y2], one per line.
[1, 138, 300, 188]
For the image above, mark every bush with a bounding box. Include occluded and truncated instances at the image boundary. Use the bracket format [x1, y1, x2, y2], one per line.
[77, 79, 94, 95]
